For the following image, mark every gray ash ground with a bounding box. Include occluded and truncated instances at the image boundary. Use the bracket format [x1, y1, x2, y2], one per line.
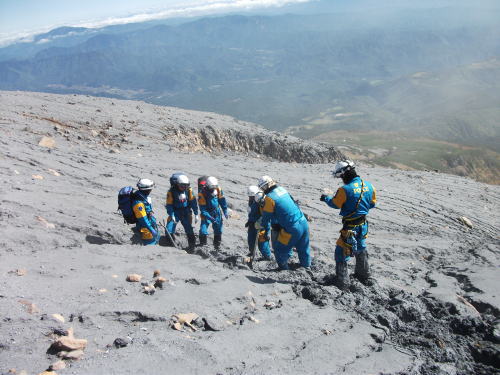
[0, 91, 499, 375]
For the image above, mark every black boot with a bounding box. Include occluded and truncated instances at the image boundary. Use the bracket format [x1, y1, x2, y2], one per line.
[187, 234, 196, 252]
[335, 262, 349, 291]
[214, 234, 222, 250]
[199, 234, 207, 246]
[354, 252, 372, 285]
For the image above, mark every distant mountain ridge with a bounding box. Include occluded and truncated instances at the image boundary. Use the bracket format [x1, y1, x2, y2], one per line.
[0, 3, 499, 182]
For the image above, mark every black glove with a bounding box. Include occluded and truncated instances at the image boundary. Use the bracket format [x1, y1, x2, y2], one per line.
[320, 194, 328, 202]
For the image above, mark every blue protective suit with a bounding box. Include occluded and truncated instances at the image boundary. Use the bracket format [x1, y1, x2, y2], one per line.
[165, 187, 198, 235]
[261, 186, 311, 269]
[132, 192, 159, 245]
[198, 187, 228, 235]
[247, 200, 272, 259]
[323, 176, 377, 262]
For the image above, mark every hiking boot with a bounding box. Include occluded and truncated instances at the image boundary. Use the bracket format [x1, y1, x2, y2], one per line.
[199, 234, 208, 246]
[335, 261, 350, 291]
[187, 234, 196, 252]
[214, 234, 222, 250]
[354, 251, 370, 283]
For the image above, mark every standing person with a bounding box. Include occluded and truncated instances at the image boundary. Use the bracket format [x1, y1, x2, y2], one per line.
[258, 176, 311, 270]
[198, 176, 228, 250]
[246, 186, 272, 260]
[132, 178, 160, 245]
[320, 160, 377, 289]
[165, 173, 199, 251]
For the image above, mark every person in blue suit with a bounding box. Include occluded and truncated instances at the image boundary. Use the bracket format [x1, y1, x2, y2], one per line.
[320, 160, 377, 289]
[132, 178, 160, 245]
[259, 176, 311, 270]
[198, 176, 228, 250]
[245, 186, 272, 260]
[165, 173, 199, 251]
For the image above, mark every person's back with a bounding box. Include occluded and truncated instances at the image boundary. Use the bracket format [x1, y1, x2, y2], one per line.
[334, 176, 376, 219]
[264, 186, 304, 230]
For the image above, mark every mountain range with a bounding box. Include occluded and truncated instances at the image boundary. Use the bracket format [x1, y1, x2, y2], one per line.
[1, 1, 499, 181]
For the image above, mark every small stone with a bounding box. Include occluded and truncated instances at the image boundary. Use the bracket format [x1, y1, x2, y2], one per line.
[113, 338, 129, 348]
[458, 216, 473, 228]
[143, 285, 156, 295]
[90, 129, 98, 137]
[98, 288, 107, 293]
[59, 349, 84, 360]
[32, 175, 44, 180]
[154, 277, 167, 289]
[39, 136, 56, 148]
[47, 169, 61, 176]
[36, 216, 56, 229]
[126, 274, 142, 282]
[51, 336, 87, 352]
[38, 372, 57, 375]
[49, 360, 66, 371]
[248, 316, 259, 323]
[153, 270, 161, 277]
[51, 314, 65, 323]
[16, 268, 27, 276]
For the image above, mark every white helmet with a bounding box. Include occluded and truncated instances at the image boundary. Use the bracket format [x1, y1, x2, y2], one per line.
[137, 178, 155, 191]
[247, 185, 259, 197]
[177, 174, 190, 188]
[258, 175, 276, 191]
[206, 176, 218, 189]
[254, 191, 265, 203]
[333, 160, 355, 178]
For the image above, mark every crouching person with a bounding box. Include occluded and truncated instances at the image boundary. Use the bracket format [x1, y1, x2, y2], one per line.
[133, 178, 160, 245]
[258, 176, 311, 270]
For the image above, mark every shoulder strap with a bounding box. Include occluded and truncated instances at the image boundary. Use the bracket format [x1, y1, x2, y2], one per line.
[344, 180, 364, 219]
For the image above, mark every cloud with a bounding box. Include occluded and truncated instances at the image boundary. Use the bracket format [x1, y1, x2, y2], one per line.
[0, 0, 312, 47]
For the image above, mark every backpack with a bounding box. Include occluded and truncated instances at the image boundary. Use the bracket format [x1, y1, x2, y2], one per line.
[118, 186, 137, 224]
[198, 175, 208, 194]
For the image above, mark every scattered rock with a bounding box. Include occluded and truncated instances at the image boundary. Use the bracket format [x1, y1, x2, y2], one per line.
[458, 216, 473, 228]
[126, 274, 142, 282]
[38, 371, 57, 375]
[98, 288, 107, 293]
[57, 349, 84, 360]
[143, 285, 155, 295]
[113, 338, 129, 348]
[32, 175, 44, 180]
[47, 169, 61, 176]
[16, 268, 27, 276]
[153, 270, 161, 277]
[38, 136, 56, 148]
[154, 277, 167, 289]
[51, 314, 65, 323]
[49, 360, 66, 371]
[36, 216, 55, 229]
[18, 299, 40, 314]
[171, 313, 199, 331]
[49, 328, 87, 352]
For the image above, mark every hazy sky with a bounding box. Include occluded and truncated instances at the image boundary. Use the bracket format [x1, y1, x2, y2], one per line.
[0, 0, 311, 45]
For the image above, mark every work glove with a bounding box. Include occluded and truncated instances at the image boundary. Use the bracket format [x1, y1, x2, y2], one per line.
[194, 215, 199, 224]
[151, 229, 158, 239]
[259, 230, 270, 242]
[320, 194, 328, 202]
[224, 211, 229, 220]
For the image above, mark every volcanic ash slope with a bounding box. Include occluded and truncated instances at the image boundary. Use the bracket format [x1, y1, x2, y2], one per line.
[0, 91, 499, 375]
